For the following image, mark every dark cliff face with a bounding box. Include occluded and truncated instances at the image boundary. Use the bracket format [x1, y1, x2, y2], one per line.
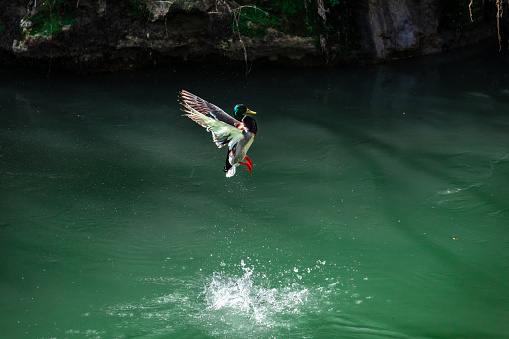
[0, 0, 503, 72]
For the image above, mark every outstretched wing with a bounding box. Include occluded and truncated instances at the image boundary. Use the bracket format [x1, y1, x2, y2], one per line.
[181, 101, 244, 149]
[179, 90, 240, 127]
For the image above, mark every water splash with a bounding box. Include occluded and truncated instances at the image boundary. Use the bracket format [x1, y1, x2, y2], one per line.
[202, 259, 309, 327]
[101, 258, 366, 337]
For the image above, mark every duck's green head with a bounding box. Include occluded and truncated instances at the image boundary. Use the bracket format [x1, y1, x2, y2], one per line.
[234, 104, 256, 120]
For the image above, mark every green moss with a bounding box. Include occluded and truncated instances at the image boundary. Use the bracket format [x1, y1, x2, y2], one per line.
[25, 0, 151, 33]
[25, 0, 76, 36]
[271, 0, 320, 36]
[270, 0, 303, 15]
[230, 0, 362, 54]
[232, 1, 321, 39]
[120, 0, 150, 19]
[232, 7, 272, 39]
[31, 12, 75, 36]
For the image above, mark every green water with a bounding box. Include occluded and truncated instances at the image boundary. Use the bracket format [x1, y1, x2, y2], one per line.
[1, 51, 509, 338]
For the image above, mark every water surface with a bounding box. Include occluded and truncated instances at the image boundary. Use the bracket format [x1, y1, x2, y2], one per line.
[1, 51, 509, 338]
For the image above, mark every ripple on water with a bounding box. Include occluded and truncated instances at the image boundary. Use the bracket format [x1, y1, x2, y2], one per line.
[427, 183, 486, 213]
[101, 258, 370, 337]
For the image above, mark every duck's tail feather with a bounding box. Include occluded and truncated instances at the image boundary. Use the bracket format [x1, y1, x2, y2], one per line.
[225, 165, 236, 178]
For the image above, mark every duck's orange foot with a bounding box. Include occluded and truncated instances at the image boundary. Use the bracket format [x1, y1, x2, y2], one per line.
[239, 156, 253, 172]
[239, 161, 252, 172]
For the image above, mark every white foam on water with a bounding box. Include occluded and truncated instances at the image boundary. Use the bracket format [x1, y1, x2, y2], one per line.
[202, 259, 309, 327]
[465, 91, 490, 98]
[101, 258, 367, 337]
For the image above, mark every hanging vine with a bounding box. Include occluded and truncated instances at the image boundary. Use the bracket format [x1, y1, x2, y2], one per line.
[210, 0, 352, 71]
[210, 0, 268, 74]
[496, 0, 504, 50]
[470, 0, 508, 50]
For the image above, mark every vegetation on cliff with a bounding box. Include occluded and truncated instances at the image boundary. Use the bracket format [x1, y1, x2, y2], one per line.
[0, 0, 506, 71]
[22, 0, 76, 37]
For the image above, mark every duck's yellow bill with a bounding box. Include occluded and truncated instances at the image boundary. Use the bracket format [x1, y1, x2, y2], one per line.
[246, 108, 256, 114]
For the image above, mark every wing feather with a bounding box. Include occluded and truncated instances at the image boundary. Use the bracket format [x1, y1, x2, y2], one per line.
[181, 102, 244, 149]
[179, 90, 240, 127]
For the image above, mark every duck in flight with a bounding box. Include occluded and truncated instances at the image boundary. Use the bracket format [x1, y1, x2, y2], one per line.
[178, 90, 258, 178]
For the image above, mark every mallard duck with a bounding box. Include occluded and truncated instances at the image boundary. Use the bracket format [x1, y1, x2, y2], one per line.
[178, 90, 258, 178]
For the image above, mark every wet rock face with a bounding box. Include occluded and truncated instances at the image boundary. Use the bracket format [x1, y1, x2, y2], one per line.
[368, 1, 425, 58]
[0, 0, 497, 71]
[366, 0, 444, 60]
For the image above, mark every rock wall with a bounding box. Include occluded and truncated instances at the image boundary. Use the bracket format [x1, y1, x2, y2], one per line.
[0, 0, 501, 72]
[367, 0, 439, 59]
